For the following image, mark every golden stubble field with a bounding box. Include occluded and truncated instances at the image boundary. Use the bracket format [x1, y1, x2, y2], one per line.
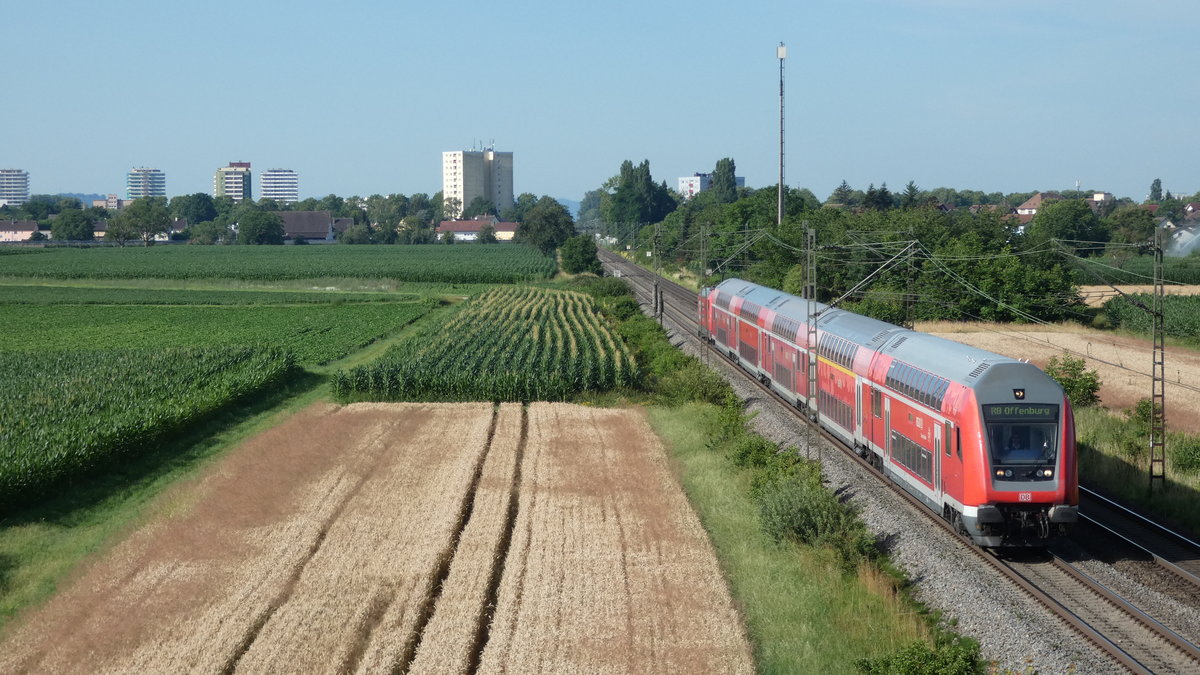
[0, 402, 751, 674]
[918, 321, 1200, 433]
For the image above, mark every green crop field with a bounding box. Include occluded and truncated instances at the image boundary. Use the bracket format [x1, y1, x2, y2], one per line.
[0, 347, 295, 509]
[334, 287, 639, 402]
[0, 244, 556, 283]
[0, 302, 433, 365]
[1102, 294, 1200, 339]
[0, 284, 424, 305]
[1072, 254, 1200, 285]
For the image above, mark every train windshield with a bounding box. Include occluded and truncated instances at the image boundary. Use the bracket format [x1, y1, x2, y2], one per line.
[982, 403, 1059, 481]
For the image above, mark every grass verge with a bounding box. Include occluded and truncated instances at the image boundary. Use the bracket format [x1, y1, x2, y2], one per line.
[648, 403, 944, 673]
[1076, 405, 1200, 536]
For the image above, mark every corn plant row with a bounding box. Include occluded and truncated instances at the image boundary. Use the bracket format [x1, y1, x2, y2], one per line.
[0, 347, 295, 509]
[333, 287, 640, 402]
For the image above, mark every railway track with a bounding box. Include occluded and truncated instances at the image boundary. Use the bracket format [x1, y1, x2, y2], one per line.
[1079, 487, 1200, 589]
[600, 248, 1200, 673]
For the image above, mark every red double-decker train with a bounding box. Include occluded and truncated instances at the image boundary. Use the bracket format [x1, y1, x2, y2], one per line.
[699, 278, 1078, 547]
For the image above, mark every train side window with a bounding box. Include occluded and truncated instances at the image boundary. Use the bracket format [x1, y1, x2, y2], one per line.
[872, 389, 882, 418]
[955, 427, 962, 459]
[944, 421, 952, 456]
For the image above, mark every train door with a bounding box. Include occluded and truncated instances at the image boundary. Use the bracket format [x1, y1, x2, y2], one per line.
[933, 423, 943, 500]
[884, 398, 892, 462]
[855, 380, 863, 439]
[942, 421, 963, 502]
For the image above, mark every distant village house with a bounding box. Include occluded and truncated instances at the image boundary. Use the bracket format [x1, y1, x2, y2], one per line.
[436, 215, 518, 242]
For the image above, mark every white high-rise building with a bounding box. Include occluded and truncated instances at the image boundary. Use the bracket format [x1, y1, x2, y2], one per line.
[442, 147, 513, 218]
[214, 162, 252, 201]
[126, 167, 166, 199]
[0, 169, 30, 207]
[261, 169, 299, 204]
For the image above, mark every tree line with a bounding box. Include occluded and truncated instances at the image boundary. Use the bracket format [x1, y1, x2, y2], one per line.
[584, 158, 1198, 324]
[2, 190, 589, 257]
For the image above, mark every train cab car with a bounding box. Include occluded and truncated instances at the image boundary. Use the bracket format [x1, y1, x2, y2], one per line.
[699, 278, 1078, 548]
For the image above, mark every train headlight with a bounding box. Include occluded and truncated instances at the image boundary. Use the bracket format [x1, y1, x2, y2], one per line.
[995, 470, 1004, 477]
[1004, 469, 1013, 478]
[1042, 469, 1054, 478]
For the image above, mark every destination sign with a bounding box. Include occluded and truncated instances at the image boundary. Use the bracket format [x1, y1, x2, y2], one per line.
[983, 403, 1058, 421]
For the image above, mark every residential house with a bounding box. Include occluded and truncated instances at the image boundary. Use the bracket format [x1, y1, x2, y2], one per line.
[435, 215, 519, 242]
[0, 219, 39, 242]
[278, 211, 335, 242]
[1183, 203, 1200, 222]
[1014, 192, 1062, 227]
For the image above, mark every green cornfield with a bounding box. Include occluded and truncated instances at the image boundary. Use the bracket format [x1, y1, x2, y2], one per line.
[1101, 294, 1200, 339]
[0, 245, 556, 283]
[334, 287, 639, 402]
[0, 347, 295, 509]
[0, 301, 434, 365]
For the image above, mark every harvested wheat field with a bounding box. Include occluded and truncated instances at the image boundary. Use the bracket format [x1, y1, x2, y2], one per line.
[476, 403, 753, 674]
[0, 402, 751, 674]
[919, 321, 1200, 433]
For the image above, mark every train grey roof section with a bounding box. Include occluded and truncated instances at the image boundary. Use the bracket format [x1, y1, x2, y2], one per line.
[715, 277, 1034, 386]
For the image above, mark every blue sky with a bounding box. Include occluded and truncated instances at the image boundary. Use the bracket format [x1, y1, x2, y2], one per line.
[4, 0, 1197, 203]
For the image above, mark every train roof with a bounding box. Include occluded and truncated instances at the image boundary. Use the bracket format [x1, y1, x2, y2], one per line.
[713, 278, 1034, 387]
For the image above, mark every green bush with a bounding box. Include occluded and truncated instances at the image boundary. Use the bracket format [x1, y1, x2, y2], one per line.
[854, 638, 983, 675]
[656, 359, 732, 406]
[756, 469, 876, 571]
[728, 434, 782, 469]
[1045, 352, 1102, 407]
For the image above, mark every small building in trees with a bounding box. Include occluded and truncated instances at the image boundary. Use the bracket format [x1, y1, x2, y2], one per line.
[436, 215, 518, 242]
[1015, 191, 1063, 226]
[277, 211, 335, 242]
[0, 219, 39, 242]
[677, 172, 745, 199]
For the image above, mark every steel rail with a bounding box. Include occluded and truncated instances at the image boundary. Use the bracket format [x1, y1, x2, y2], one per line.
[1079, 486, 1200, 590]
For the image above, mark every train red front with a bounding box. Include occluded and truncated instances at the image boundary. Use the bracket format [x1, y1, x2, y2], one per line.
[699, 279, 1078, 547]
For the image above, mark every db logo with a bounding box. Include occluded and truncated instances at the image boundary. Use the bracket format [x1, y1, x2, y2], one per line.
[1019, 492, 1032, 502]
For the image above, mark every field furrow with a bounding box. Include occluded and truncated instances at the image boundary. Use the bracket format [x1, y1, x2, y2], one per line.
[407, 403, 525, 674]
[234, 402, 495, 674]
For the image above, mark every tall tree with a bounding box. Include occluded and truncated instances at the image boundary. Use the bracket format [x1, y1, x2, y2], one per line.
[829, 180, 853, 205]
[900, 181, 921, 209]
[710, 157, 738, 204]
[1149, 178, 1163, 202]
[121, 197, 171, 243]
[51, 209, 93, 241]
[502, 192, 540, 222]
[463, 196, 496, 219]
[237, 210, 285, 245]
[518, 196, 576, 256]
[169, 193, 217, 225]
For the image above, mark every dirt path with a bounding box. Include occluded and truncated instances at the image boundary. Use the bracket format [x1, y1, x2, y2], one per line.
[0, 402, 750, 674]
